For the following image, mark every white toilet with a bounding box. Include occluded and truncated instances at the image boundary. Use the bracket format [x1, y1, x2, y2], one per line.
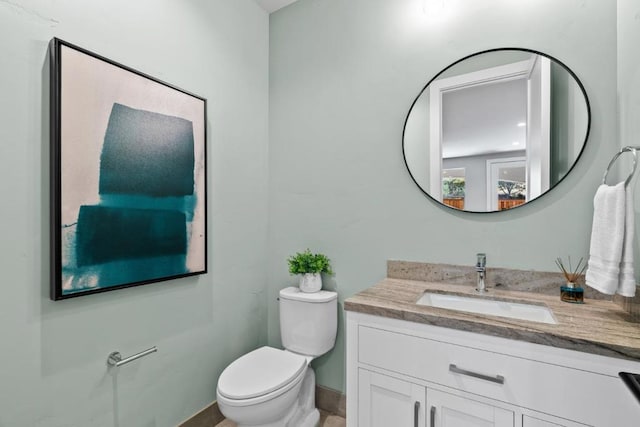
[216, 286, 338, 427]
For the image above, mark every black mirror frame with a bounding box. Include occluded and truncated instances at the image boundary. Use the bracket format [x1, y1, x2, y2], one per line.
[402, 47, 591, 214]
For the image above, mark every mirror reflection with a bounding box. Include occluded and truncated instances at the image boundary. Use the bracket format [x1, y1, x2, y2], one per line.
[403, 48, 590, 213]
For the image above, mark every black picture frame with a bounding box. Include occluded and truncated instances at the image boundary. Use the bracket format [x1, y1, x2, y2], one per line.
[50, 38, 207, 300]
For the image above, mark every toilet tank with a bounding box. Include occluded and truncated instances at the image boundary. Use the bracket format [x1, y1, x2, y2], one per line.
[279, 287, 338, 357]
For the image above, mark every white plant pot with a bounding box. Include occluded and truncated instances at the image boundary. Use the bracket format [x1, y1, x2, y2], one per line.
[299, 273, 322, 293]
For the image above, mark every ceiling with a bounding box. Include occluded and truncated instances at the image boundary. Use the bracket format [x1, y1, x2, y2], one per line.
[254, 0, 300, 13]
[442, 78, 527, 159]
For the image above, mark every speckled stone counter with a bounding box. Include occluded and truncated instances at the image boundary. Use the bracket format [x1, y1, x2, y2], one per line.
[344, 278, 640, 361]
[387, 260, 611, 300]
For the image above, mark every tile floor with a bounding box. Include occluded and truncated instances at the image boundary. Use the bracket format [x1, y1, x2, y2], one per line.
[215, 409, 345, 427]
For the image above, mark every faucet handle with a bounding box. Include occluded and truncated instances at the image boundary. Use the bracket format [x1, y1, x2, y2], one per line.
[476, 253, 486, 268]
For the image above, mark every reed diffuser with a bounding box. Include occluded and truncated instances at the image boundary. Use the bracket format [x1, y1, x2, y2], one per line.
[555, 256, 586, 304]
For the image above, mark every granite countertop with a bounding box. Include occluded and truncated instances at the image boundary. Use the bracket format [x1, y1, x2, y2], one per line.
[345, 278, 640, 361]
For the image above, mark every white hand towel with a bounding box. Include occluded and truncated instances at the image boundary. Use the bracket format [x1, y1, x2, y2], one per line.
[585, 182, 626, 295]
[618, 185, 636, 297]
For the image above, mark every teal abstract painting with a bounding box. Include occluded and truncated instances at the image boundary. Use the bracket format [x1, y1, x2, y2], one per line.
[50, 38, 207, 300]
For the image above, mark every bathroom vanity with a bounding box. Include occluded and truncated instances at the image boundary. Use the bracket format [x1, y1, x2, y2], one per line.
[345, 278, 640, 427]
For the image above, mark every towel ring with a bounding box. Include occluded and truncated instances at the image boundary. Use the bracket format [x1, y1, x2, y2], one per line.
[602, 146, 640, 187]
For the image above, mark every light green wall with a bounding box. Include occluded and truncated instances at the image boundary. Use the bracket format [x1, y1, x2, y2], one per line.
[268, 0, 617, 393]
[550, 61, 589, 184]
[404, 89, 430, 191]
[618, 0, 640, 154]
[617, 0, 640, 269]
[0, 1, 269, 426]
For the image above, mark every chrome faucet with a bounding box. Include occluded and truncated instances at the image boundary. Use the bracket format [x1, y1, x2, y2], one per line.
[476, 253, 487, 293]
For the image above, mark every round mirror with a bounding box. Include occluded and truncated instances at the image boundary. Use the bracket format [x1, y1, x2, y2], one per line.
[403, 48, 590, 213]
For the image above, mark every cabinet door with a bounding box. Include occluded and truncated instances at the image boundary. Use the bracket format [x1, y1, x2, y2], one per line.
[428, 388, 514, 427]
[358, 369, 426, 427]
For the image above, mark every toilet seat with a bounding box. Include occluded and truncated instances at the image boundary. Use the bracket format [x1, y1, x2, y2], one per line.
[217, 346, 307, 403]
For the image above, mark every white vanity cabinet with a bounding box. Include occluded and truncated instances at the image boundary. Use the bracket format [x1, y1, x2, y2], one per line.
[346, 311, 640, 427]
[358, 369, 514, 427]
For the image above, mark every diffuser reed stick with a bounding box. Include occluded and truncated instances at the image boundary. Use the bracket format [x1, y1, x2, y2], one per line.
[555, 256, 587, 284]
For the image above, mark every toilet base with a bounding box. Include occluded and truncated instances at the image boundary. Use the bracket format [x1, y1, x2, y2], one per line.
[235, 367, 320, 427]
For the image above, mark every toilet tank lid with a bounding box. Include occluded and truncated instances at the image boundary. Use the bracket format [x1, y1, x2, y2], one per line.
[279, 287, 337, 303]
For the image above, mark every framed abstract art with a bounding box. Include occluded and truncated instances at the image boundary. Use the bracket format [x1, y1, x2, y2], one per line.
[50, 38, 207, 300]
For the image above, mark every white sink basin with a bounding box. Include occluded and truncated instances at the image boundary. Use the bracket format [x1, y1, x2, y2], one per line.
[416, 292, 557, 325]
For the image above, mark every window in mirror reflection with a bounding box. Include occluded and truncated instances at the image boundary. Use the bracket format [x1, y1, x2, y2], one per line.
[442, 168, 465, 210]
[491, 160, 526, 211]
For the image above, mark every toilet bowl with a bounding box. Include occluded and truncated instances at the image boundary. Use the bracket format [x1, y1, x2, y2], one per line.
[216, 346, 314, 426]
[216, 287, 338, 427]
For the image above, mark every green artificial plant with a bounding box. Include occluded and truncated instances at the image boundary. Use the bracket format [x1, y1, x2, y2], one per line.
[287, 249, 334, 275]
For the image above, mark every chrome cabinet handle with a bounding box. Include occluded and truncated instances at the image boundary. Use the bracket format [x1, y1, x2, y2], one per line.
[414, 401, 420, 427]
[430, 406, 436, 426]
[449, 363, 505, 384]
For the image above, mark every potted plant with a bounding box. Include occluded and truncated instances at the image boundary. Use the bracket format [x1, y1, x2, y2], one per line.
[287, 249, 334, 293]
